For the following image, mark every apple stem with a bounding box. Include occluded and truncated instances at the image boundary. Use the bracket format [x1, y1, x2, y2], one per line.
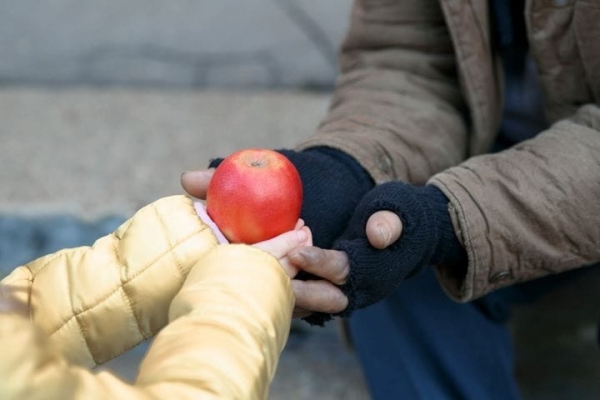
[250, 160, 266, 168]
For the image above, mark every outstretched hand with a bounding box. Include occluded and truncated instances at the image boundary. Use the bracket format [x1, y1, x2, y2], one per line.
[331, 182, 464, 318]
[285, 210, 402, 322]
[253, 218, 420, 322]
[193, 194, 327, 319]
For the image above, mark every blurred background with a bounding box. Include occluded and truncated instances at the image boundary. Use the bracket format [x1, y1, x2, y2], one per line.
[0, 1, 598, 399]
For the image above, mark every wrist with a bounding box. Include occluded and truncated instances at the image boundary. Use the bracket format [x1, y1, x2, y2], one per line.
[414, 185, 466, 267]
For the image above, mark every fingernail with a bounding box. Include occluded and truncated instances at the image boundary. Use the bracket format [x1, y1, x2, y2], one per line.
[378, 224, 391, 246]
[297, 229, 308, 243]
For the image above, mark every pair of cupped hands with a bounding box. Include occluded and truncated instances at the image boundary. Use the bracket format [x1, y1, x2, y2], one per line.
[182, 169, 403, 321]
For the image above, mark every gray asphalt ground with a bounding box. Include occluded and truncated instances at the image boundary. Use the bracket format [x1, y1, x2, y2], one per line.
[1, 1, 599, 398]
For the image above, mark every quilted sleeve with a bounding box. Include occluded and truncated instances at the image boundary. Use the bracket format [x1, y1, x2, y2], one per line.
[430, 105, 600, 301]
[0, 195, 220, 368]
[0, 244, 293, 400]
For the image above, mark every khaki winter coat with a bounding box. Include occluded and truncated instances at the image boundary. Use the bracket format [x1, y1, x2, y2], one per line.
[297, 0, 600, 301]
[0, 195, 293, 400]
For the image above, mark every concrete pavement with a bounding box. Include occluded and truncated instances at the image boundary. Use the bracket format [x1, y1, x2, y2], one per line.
[0, 88, 330, 216]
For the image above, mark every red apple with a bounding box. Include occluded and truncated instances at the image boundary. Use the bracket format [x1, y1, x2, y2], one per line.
[205, 148, 303, 244]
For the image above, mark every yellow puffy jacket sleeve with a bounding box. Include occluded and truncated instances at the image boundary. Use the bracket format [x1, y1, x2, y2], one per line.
[0, 195, 294, 400]
[1, 195, 219, 368]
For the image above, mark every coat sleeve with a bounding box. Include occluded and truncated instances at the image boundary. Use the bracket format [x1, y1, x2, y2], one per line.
[0, 244, 293, 400]
[430, 104, 600, 301]
[0, 195, 220, 368]
[295, 0, 469, 185]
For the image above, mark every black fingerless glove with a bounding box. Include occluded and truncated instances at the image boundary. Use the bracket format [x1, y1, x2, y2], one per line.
[303, 182, 467, 325]
[210, 147, 374, 249]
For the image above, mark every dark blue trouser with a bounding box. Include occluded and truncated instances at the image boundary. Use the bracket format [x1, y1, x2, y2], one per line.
[347, 266, 587, 400]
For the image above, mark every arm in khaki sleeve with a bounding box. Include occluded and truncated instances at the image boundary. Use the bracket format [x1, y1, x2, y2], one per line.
[0, 244, 293, 400]
[0, 195, 220, 368]
[296, 0, 469, 184]
[430, 105, 600, 301]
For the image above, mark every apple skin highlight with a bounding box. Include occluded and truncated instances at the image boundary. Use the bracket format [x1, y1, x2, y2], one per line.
[206, 148, 303, 244]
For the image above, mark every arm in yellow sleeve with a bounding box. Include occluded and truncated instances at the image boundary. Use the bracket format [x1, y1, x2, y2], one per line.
[0, 244, 293, 400]
[0, 195, 220, 367]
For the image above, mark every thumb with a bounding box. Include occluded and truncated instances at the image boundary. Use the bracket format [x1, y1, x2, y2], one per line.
[181, 169, 215, 199]
[366, 210, 402, 249]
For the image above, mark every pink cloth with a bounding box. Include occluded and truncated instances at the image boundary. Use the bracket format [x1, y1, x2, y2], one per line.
[193, 201, 229, 244]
